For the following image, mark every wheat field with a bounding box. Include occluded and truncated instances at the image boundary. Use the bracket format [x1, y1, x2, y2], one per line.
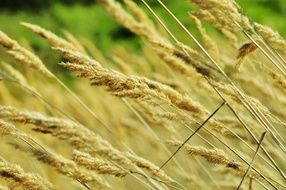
[0, 0, 285, 189]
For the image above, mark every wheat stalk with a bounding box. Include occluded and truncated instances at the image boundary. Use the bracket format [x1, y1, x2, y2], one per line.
[73, 150, 127, 177]
[0, 160, 53, 190]
[10, 143, 110, 189]
[0, 31, 53, 77]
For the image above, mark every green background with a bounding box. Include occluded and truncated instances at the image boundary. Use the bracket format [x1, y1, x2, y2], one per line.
[0, 0, 285, 67]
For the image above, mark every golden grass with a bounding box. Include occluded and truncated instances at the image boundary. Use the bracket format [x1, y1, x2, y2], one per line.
[0, 0, 285, 189]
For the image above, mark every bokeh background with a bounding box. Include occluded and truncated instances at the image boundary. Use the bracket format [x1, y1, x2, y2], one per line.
[0, 0, 286, 76]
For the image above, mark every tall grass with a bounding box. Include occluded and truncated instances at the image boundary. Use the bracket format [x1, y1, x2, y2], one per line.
[0, 0, 285, 189]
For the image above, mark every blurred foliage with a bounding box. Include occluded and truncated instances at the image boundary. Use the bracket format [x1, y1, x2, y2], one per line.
[0, 0, 285, 72]
[237, 0, 286, 31]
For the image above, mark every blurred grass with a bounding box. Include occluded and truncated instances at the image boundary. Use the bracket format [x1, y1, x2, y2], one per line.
[0, 0, 285, 68]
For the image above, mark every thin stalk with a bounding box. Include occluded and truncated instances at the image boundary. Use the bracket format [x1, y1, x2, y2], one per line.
[122, 98, 189, 177]
[140, 0, 285, 181]
[158, 101, 226, 171]
[52, 75, 113, 133]
[150, 0, 286, 159]
[236, 131, 267, 190]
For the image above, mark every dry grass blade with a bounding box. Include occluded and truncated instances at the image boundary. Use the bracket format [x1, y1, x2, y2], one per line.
[158, 101, 226, 171]
[236, 131, 267, 190]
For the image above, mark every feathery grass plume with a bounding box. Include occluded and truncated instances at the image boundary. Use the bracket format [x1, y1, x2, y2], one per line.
[20, 23, 78, 51]
[0, 31, 53, 77]
[62, 30, 86, 53]
[233, 75, 271, 99]
[120, 117, 163, 145]
[134, 100, 178, 126]
[124, 152, 173, 183]
[190, 15, 220, 63]
[254, 23, 286, 55]
[0, 159, 53, 190]
[0, 1, 285, 188]
[190, 0, 286, 63]
[99, 0, 221, 82]
[0, 104, 133, 164]
[0, 62, 38, 97]
[0, 119, 43, 149]
[268, 67, 286, 94]
[0, 119, 22, 137]
[235, 42, 258, 71]
[133, 100, 215, 134]
[165, 140, 251, 176]
[133, 100, 165, 125]
[189, 0, 286, 86]
[99, 0, 161, 41]
[150, 43, 191, 76]
[88, 134, 175, 183]
[150, 40, 221, 80]
[11, 143, 110, 189]
[80, 37, 109, 66]
[73, 150, 127, 177]
[0, 105, 173, 182]
[92, 136, 174, 183]
[0, 65, 81, 122]
[99, 0, 197, 78]
[217, 116, 259, 140]
[189, 0, 253, 33]
[234, 74, 286, 118]
[177, 41, 216, 68]
[0, 105, 132, 167]
[211, 80, 285, 126]
[20, 23, 112, 134]
[150, 73, 181, 90]
[0, 105, 100, 150]
[0, 119, 59, 170]
[57, 48, 231, 135]
[190, 10, 239, 45]
[56, 48, 204, 112]
[1, 62, 28, 86]
[58, 48, 227, 130]
[114, 46, 151, 75]
[123, 0, 155, 28]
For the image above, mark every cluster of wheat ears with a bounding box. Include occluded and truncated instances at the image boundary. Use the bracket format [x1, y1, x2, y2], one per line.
[0, 0, 285, 189]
